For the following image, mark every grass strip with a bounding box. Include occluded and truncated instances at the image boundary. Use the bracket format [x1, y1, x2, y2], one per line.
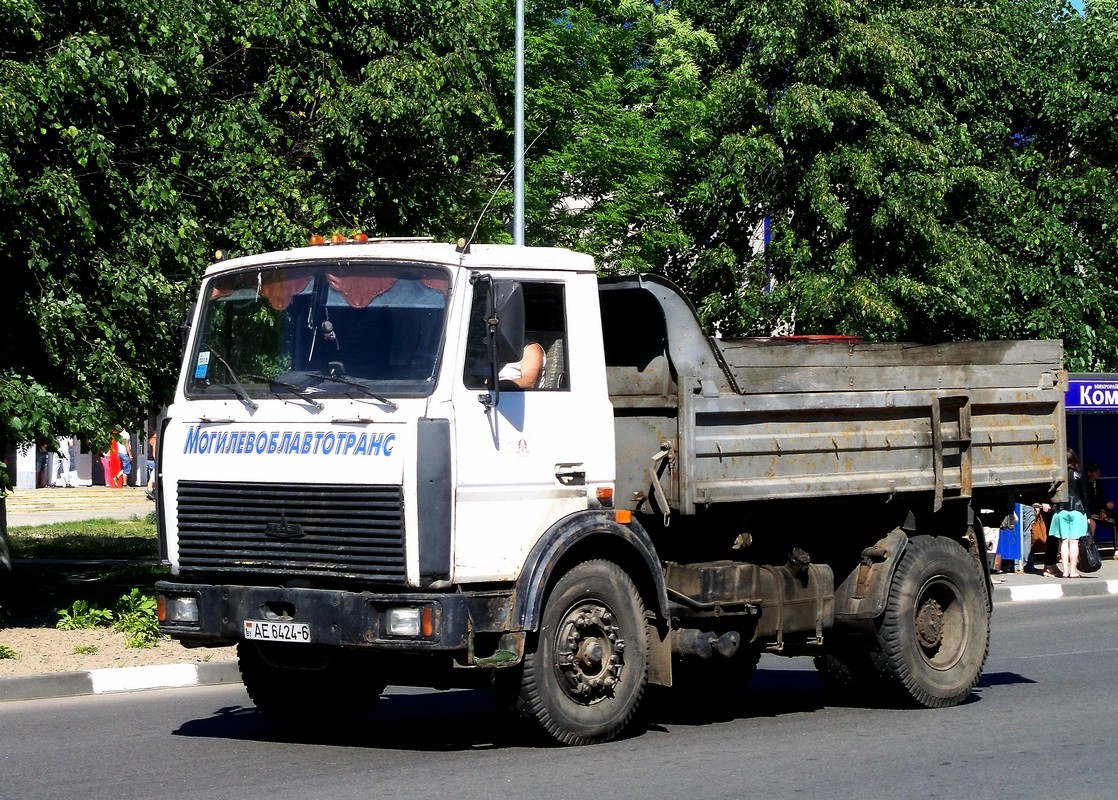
[7, 516, 157, 560]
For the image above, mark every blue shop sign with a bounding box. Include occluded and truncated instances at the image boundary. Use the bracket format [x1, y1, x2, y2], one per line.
[1066, 378, 1118, 411]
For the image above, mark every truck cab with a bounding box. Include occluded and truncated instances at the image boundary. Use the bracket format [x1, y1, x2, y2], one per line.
[158, 239, 651, 744]
[160, 239, 614, 590]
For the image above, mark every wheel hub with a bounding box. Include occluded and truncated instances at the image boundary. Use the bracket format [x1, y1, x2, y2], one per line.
[915, 597, 945, 650]
[556, 603, 625, 704]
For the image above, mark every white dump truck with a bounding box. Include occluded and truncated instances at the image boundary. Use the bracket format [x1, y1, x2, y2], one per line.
[156, 237, 1066, 744]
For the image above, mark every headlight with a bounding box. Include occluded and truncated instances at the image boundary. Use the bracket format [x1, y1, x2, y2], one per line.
[387, 607, 421, 636]
[386, 606, 434, 637]
[158, 594, 199, 624]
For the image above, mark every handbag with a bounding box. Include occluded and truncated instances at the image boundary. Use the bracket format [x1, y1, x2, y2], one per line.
[1078, 535, 1103, 574]
[1030, 511, 1048, 554]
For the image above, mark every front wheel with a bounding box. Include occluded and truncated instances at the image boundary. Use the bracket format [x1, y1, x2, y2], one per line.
[873, 534, 990, 708]
[238, 642, 385, 731]
[518, 559, 649, 745]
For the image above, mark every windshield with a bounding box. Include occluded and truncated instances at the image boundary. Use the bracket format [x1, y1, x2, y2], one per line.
[186, 260, 451, 400]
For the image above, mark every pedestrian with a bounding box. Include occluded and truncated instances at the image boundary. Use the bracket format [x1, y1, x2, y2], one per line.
[1085, 461, 1113, 536]
[53, 436, 76, 487]
[1048, 448, 1091, 579]
[113, 427, 133, 488]
[1086, 462, 1110, 514]
[66, 436, 80, 486]
[52, 435, 79, 487]
[35, 442, 50, 488]
[145, 431, 157, 500]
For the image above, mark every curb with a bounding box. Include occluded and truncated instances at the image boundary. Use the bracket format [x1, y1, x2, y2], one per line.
[991, 576, 1118, 605]
[0, 660, 240, 703]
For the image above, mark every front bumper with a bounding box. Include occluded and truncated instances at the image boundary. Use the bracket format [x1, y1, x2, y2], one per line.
[156, 581, 515, 652]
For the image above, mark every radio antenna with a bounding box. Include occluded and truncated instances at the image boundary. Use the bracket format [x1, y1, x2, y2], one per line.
[457, 128, 548, 255]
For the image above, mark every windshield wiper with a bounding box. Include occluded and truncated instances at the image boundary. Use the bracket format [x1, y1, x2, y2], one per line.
[245, 374, 325, 411]
[204, 348, 258, 413]
[310, 372, 399, 411]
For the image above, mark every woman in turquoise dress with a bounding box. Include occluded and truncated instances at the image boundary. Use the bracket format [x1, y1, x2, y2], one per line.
[1049, 449, 1090, 578]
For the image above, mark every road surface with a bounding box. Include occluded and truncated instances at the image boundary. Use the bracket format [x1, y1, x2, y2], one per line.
[3, 596, 1116, 800]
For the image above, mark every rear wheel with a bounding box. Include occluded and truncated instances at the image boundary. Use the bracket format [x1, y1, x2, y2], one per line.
[518, 559, 649, 745]
[873, 535, 989, 707]
[238, 642, 385, 730]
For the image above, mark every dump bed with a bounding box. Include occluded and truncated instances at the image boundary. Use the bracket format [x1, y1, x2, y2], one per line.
[600, 276, 1066, 515]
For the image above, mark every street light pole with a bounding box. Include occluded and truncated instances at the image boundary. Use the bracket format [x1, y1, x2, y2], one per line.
[513, 0, 525, 245]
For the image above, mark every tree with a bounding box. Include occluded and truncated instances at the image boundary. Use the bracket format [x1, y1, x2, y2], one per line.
[519, 0, 715, 274]
[675, 0, 1118, 371]
[3, 0, 1118, 455]
[0, 0, 512, 449]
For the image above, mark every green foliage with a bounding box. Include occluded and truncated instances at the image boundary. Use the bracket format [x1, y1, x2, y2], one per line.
[675, 0, 1118, 368]
[52, 591, 160, 646]
[56, 599, 114, 630]
[113, 589, 161, 648]
[0, 644, 17, 660]
[523, 1, 713, 272]
[72, 644, 99, 655]
[0, 0, 510, 448]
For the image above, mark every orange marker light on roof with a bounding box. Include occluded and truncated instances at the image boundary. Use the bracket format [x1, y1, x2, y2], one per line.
[330, 232, 347, 243]
[352, 231, 369, 242]
[308, 234, 326, 245]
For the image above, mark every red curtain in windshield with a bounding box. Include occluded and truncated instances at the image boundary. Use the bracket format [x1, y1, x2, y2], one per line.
[327, 274, 397, 308]
[327, 272, 450, 308]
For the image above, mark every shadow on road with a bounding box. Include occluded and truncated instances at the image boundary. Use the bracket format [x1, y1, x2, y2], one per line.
[173, 688, 526, 751]
[171, 665, 871, 751]
[172, 665, 1030, 751]
[976, 671, 1036, 688]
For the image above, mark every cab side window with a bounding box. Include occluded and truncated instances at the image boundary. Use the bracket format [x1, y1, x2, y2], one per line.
[462, 282, 568, 391]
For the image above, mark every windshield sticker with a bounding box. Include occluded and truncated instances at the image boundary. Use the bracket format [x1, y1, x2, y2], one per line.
[194, 351, 210, 379]
[183, 426, 396, 457]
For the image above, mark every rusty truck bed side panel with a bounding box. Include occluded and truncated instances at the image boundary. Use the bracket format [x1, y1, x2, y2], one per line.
[600, 275, 1066, 514]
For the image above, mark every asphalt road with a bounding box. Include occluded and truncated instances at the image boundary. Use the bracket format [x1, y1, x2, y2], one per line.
[3, 596, 1117, 800]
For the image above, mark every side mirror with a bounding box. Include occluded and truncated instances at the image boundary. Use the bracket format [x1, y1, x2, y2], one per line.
[490, 280, 525, 364]
[469, 275, 527, 409]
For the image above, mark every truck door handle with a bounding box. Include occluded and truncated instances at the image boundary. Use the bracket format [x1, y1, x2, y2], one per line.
[555, 463, 586, 486]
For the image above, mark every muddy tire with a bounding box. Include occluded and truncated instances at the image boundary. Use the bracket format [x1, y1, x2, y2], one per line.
[518, 559, 649, 745]
[872, 535, 990, 708]
[238, 641, 384, 730]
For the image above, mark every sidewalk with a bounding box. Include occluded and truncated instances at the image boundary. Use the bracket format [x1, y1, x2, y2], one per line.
[4, 485, 152, 527]
[3, 489, 1118, 702]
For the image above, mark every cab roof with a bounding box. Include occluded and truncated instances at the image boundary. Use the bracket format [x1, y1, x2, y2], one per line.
[203, 240, 597, 278]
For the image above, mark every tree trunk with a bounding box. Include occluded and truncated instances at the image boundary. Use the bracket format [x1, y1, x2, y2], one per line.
[0, 496, 10, 572]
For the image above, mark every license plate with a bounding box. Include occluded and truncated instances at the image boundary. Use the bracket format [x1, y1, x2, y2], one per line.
[243, 619, 311, 643]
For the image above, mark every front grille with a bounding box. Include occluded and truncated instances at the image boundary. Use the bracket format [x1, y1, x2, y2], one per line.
[176, 481, 405, 582]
